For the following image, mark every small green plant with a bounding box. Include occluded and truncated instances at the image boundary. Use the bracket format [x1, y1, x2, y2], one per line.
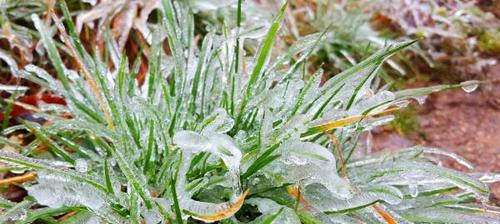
[478, 29, 500, 55]
[0, 1, 498, 223]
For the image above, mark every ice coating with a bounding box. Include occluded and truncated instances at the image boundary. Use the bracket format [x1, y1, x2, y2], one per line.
[201, 108, 235, 134]
[266, 140, 352, 199]
[26, 171, 105, 210]
[173, 131, 244, 221]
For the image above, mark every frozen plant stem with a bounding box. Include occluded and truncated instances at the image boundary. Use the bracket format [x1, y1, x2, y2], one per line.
[324, 131, 347, 178]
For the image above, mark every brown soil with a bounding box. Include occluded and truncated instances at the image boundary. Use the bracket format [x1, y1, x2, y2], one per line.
[370, 63, 500, 205]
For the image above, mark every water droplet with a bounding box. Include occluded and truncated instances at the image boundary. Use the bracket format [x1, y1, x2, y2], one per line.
[9, 208, 27, 221]
[409, 184, 419, 198]
[75, 159, 88, 173]
[460, 81, 479, 93]
[413, 95, 428, 105]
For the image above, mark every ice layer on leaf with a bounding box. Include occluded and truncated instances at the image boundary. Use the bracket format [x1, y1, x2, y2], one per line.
[265, 140, 352, 199]
[173, 131, 245, 221]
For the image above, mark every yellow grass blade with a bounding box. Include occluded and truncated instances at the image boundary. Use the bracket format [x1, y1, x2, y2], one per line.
[0, 172, 36, 186]
[190, 189, 250, 222]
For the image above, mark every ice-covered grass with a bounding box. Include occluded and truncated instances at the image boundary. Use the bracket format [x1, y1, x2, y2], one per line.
[0, 0, 498, 223]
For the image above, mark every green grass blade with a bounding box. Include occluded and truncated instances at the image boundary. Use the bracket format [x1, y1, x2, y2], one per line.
[0, 150, 107, 192]
[245, 0, 289, 98]
[262, 208, 284, 224]
[24, 122, 75, 164]
[170, 176, 184, 224]
[31, 14, 70, 90]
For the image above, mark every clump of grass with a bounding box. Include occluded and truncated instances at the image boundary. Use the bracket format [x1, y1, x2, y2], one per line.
[0, 1, 498, 223]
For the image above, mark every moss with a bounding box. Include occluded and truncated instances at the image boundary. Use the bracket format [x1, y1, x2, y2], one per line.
[477, 29, 500, 55]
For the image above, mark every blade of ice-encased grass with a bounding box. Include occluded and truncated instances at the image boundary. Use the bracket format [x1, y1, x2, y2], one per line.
[161, 82, 173, 117]
[143, 119, 155, 174]
[124, 115, 141, 148]
[317, 40, 418, 99]
[289, 68, 323, 117]
[129, 191, 140, 224]
[93, 137, 154, 209]
[163, 7, 186, 132]
[235, 0, 289, 126]
[48, 133, 93, 160]
[155, 200, 175, 223]
[403, 162, 489, 196]
[310, 86, 343, 120]
[182, 189, 250, 222]
[31, 14, 70, 90]
[345, 60, 383, 109]
[279, 29, 329, 82]
[394, 80, 482, 99]
[16, 207, 84, 224]
[24, 122, 76, 164]
[301, 107, 398, 137]
[103, 28, 122, 69]
[158, 150, 179, 194]
[262, 207, 284, 224]
[18, 67, 52, 89]
[116, 52, 129, 99]
[95, 32, 121, 118]
[0, 197, 14, 209]
[0, 199, 34, 223]
[399, 207, 499, 223]
[189, 33, 213, 114]
[0, 150, 107, 192]
[297, 212, 323, 224]
[161, 0, 184, 82]
[147, 31, 162, 102]
[169, 99, 182, 136]
[228, 0, 244, 115]
[241, 143, 282, 181]
[235, 0, 243, 74]
[246, 0, 288, 96]
[58, 210, 93, 223]
[268, 32, 323, 72]
[59, 1, 95, 69]
[170, 175, 184, 224]
[0, 136, 23, 152]
[103, 159, 115, 195]
[1, 91, 16, 131]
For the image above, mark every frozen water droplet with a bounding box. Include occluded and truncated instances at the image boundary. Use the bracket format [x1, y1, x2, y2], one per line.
[460, 81, 479, 93]
[9, 208, 27, 221]
[144, 209, 162, 224]
[75, 159, 88, 173]
[414, 95, 428, 105]
[409, 184, 419, 198]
